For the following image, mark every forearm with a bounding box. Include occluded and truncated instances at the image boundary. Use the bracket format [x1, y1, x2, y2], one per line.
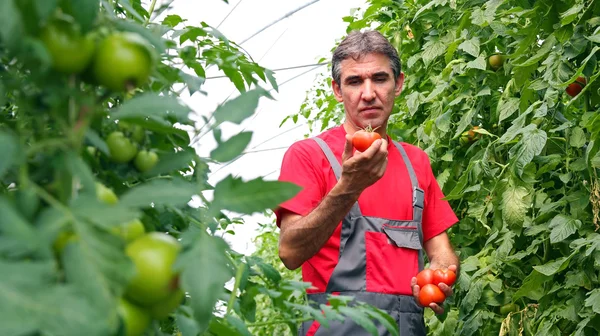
[279, 180, 359, 270]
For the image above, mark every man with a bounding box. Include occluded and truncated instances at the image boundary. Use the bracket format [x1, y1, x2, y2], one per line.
[275, 30, 459, 336]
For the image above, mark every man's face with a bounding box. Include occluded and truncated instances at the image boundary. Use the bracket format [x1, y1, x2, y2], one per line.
[332, 52, 404, 133]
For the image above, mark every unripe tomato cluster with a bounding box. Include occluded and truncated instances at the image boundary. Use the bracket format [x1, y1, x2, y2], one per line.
[39, 14, 154, 92]
[53, 183, 183, 336]
[415, 268, 456, 307]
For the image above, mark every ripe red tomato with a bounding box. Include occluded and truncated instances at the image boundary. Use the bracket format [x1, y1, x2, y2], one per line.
[566, 76, 586, 97]
[419, 284, 446, 307]
[352, 130, 381, 152]
[432, 269, 456, 286]
[416, 269, 435, 288]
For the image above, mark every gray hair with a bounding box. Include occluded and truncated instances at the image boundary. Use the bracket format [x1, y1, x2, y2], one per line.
[331, 30, 401, 85]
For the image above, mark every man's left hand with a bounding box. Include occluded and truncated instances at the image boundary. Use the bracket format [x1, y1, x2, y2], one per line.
[411, 264, 457, 314]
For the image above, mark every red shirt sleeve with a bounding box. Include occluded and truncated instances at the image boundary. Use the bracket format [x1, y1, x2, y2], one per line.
[420, 153, 459, 241]
[274, 141, 325, 227]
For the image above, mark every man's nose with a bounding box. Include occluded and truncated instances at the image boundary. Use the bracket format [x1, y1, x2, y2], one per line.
[362, 80, 375, 101]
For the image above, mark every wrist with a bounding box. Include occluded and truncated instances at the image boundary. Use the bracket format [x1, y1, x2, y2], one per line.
[332, 177, 361, 201]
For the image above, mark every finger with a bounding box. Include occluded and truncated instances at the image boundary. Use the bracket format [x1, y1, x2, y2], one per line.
[342, 134, 354, 162]
[360, 138, 382, 159]
[429, 303, 444, 315]
[438, 283, 453, 297]
[411, 277, 420, 300]
[448, 265, 458, 272]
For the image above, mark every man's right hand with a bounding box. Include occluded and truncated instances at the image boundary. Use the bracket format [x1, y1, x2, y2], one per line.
[338, 133, 388, 195]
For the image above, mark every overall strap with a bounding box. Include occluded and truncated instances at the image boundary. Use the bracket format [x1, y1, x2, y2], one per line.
[312, 137, 362, 218]
[393, 141, 425, 271]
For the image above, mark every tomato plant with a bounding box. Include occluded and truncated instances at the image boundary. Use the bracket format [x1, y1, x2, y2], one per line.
[2, 1, 390, 336]
[352, 125, 382, 152]
[289, 0, 600, 335]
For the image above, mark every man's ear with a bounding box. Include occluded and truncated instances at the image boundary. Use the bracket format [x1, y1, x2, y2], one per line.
[395, 72, 405, 97]
[332, 80, 343, 102]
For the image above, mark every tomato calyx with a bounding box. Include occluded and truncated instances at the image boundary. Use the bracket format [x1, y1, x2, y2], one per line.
[351, 124, 383, 152]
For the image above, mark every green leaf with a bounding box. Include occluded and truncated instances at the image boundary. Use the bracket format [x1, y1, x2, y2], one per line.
[461, 310, 483, 336]
[225, 315, 252, 336]
[176, 229, 233, 332]
[461, 279, 483, 315]
[513, 270, 550, 301]
[65, 152, 96, 196]
[0, 130, 19, 178]
[406, 91, 424, 116]
[111, 93, 191, 123]
[454, 107, 477, 138]
[63, 0, 99, 33]
[466, 56, 486, 70]
[213, 88, 272, 126]
[458, 37, 480, 57]
[570, 127, 586, 148]
[0, 198, 38, 257]
[365, 307, 399, 336]
[514, 35, 557, 67]
[549, 214, 582, 244]
[0, 0, 24, 49]
[511, 129, 547, 176]
[211, 176, 301, 216]
[145, 149, 196, 176]
[85, 129, 110, 156]
[120, 179, 197, 208]
[0, 260, 112, 336]
[210, 131, 253, 162]
[422, 38, 447, 66]
[70, 195, 139, 228]
[502, 184, 529, 226]
[162, 14, 184, 28]
[33, 0, 58, 23]
[560, 3, 584, 26]
[533, 255, 573, 276]
[584, 289, 600, 314]
[338, 306, 379, 336]
[115, 19, 167, 53]
[587, 31, 600, 43]
[497, 98, 520, 123]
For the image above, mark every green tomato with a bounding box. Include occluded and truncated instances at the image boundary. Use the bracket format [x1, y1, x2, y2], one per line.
[92, 32, 154, 91]
[53, 230, 77, 256]
[112, 218, 146, 243]
[96, 182, 118, 205]
[125, 232, 181, 306]
[39, 16, 95, 74]
[134, 150, 159, 173]
[106, 131, 138, 163]
[499, 303, 519, 315]
[16, 187, 40, 221]
[148, 288, 185, 320]
[117, 298, 151, 336]
[118, 122, 146, 143]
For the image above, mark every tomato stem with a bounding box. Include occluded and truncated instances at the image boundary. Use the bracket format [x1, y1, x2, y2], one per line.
[145, 0, 158, 26]
[226, 262, 245, 316]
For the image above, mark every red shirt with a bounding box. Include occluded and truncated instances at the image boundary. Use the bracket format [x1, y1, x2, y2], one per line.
[275, 125, 458, 294]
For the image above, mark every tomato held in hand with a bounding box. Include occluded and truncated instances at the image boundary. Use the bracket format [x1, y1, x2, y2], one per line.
[416, 268, 435, 288]
[419, 284, 446, 307]
[352, 129, 382, 152]
[106, 131, 138, 163]
[432, 268, 457, 286]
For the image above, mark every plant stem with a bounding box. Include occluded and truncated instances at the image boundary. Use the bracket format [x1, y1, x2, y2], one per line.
[145, 0, 158, 26]
[247, 317, 312, 328]
[26, 138, 70, 157]
[226, 262, 245, 316]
